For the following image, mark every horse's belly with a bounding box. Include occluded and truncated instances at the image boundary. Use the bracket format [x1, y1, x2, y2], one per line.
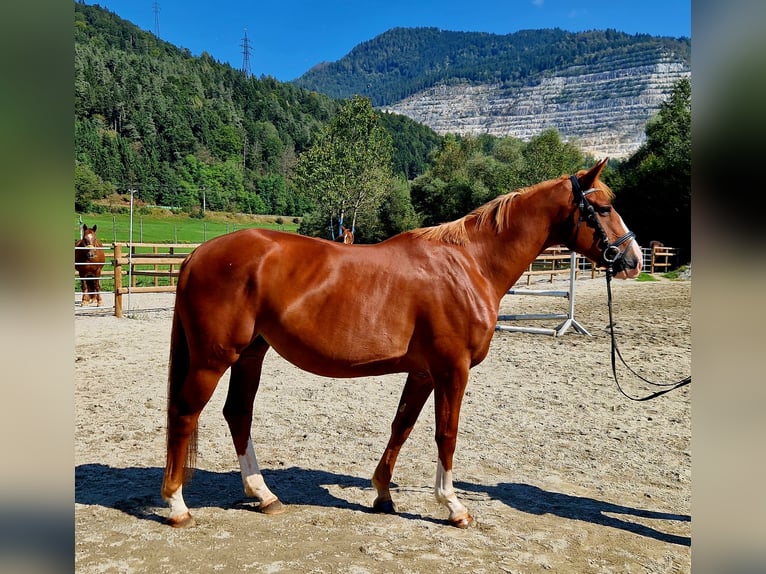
[262, 326, 412, 378]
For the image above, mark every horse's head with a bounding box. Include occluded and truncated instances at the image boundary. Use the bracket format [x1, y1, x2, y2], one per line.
[563, 159, 642, 279]
[80, 224, 100, 260]
[342, 226, 354, 245]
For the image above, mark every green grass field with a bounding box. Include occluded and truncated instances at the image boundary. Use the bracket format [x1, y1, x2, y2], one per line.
[75, 211, 300, 244]
[74, 211, 301, 295]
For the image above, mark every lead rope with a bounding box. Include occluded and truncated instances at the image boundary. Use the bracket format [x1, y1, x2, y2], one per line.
[605, 269, 691, 401]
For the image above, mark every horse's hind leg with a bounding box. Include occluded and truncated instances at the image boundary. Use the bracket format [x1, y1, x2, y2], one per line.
[163, 363, 227, 527]
[372, 372, 434, 514]
[223, 337, 285, 515]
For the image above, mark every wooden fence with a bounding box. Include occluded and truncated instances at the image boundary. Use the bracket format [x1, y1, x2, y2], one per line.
[75, 242, 677, 318]
[112, 243, 196, 317]
[74, 242, 197, 317]
[644, 245, 677, 273]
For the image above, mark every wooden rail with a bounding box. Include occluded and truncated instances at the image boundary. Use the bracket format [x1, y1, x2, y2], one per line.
[648, 245, 676, 273]
[112, 242, 197, 317]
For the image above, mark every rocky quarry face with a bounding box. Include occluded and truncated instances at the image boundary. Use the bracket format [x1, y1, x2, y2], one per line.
[384, 59, 690, 158]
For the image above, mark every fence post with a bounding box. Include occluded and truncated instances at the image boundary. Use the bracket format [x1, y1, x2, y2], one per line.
[170, 246, 176, 287]
[153, 246, 159, 288]
[113, 243, 123, 318]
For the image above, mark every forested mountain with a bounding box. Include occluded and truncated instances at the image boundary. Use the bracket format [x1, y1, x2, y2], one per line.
[295, 27, 689, 106]
[295, 27, 690, 157]
[74, 3, 440, 215]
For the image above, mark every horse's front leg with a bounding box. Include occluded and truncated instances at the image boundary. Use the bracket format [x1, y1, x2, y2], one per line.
[94, 277, 103, 306]
[80, 276, 91, 305]
[432, 365, 473, 528]
[372, 372, 433, 514]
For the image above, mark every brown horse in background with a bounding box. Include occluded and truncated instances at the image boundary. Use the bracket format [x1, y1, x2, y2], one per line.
[341, 226, 354, 244]
[75, 224, 106, 306]
[161, 159, 642, 528]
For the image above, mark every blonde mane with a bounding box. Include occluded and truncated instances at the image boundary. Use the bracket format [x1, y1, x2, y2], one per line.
[411, 187, 530, 245]
[411, 172, 614, 246]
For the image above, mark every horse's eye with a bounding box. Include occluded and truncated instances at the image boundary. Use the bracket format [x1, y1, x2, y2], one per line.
[596, 206, 612, 215]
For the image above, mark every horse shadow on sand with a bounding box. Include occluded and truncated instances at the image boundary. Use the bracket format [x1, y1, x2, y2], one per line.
[75, 463, 443, 526]
[75, 464, 689, 544]
[455, 480, 690, 546]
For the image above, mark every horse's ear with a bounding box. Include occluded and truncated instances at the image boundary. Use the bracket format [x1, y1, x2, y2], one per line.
[577, 157, 609, 190]
[92, 224, 97, 232]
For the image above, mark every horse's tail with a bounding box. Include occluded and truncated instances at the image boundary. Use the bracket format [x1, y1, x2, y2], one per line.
[166, 305, 197, 483]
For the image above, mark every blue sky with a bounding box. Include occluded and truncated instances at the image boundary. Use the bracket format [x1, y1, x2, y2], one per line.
[84, 0, 691, 82]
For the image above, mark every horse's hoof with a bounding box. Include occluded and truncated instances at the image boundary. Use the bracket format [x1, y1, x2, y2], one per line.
[372, 498, 397, 514]
[259, 499, 286, 515]
[167, 512, 195, 528]
[448, 513, 474, 528]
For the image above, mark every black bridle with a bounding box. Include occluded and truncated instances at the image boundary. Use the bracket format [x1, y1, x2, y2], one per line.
[569, 175, 636, 270]
[570, 175, 691, 401]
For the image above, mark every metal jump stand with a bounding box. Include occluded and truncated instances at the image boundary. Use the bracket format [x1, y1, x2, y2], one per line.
[495, 252, 590, 337]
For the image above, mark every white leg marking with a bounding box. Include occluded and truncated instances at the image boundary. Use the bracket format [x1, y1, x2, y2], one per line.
[239, 438, 279, 506]
[166, 485, 190, 520]
[434, 460, 469, 520]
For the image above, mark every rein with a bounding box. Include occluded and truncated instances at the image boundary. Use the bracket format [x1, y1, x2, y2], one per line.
[570, 175, 691, 401]
[604, 270, 691, 401]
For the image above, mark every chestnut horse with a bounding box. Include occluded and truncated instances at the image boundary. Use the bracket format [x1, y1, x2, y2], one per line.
[162, 159, 642, 528]
[75, 224, 106, 306]
[341, 226, 354, 244]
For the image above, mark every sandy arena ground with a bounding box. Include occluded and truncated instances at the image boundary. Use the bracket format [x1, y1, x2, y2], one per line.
[75, 274, 691, 573]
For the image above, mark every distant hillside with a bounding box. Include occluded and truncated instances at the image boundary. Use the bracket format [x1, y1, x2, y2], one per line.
[74, 2, 441, 215]
[294, 27, 691, 157]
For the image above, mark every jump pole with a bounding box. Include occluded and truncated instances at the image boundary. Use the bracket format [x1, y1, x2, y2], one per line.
[495, 251, 590, 337]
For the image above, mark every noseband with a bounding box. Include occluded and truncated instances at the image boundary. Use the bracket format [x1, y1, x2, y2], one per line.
[569, 175, 635, 276]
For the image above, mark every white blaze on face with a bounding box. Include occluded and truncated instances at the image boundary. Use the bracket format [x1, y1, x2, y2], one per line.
[434, 460, 469, 521]
[613, 213, 642, 279]
[238, 438, 279, 506]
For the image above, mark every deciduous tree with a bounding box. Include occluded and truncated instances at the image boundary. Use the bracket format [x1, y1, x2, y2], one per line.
[294, 96, 395, 239]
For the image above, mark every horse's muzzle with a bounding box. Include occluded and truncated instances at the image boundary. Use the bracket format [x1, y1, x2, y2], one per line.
[610, 244, 642, 279]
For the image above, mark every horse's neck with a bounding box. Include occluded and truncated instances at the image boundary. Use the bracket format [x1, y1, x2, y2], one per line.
[466, 193, 558, 300]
